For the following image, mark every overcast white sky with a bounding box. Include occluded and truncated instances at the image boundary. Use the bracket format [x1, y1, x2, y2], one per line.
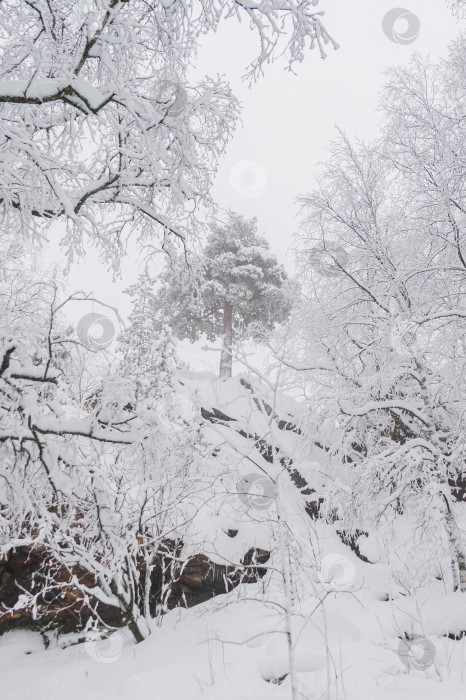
[52, 0, 462, 373]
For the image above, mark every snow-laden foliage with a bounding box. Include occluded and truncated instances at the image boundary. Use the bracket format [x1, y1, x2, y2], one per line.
[5, 6, 466, 697]
[2, 273, 466, 693]
[0, 0, 337, 265]
[291, 40, 466, 591]
[450, 0, 466, 17]
[156, 211, 292, 376]
[0, 240, 204, 642]
[118, 267, 178, 412]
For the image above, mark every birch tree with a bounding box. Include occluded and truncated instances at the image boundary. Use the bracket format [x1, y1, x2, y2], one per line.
[0, 0, 337, 266]
[0, 238, 203, 642]
[291, 39, 466, 590]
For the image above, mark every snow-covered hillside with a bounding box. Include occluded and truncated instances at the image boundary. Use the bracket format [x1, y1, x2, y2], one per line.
[3, 3, 466, 699]
[2, 372, 466, 700]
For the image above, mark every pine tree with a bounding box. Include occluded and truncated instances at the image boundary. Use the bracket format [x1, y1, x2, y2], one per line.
[157, 212, 291, 378]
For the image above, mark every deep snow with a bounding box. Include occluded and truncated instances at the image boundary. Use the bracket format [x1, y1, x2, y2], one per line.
[2, 373, 466, 700]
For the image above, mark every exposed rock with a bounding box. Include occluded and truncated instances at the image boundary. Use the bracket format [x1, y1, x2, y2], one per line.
[239, 378, 303, 434]
[336, 530, 371, 563]
[0, 542, 270, 637]
[168, 547, 270, 608]
[224, 529, 239, 538]
[449, 473, 466, 502]
[0, 545, 125, 636]
[200, 407, 237, 424]
[201, 402, 324, 520]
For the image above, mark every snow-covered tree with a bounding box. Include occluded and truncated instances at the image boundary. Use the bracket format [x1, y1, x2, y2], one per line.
[290, 39, 466, 592]
[450, 0, 466, 16]
[157, 212, 291, 378]
[0, 238, 204, 643]
[0, 1, 337, 266]
[118, 268, 178, 412]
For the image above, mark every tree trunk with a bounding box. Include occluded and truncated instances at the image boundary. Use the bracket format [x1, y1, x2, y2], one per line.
[219, 301, 233, 378]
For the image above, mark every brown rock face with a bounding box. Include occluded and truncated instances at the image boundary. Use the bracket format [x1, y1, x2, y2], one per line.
[0, 546, 125, 636]
[169, 548, 270, 608]
[0, 543, 270, 637]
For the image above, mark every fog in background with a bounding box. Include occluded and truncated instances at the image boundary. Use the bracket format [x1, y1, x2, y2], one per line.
[46, 1, 460, 373]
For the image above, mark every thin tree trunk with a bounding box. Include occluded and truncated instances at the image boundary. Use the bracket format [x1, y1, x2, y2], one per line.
[219, 301, 233, 378]
[276, 505, 299, 700]
[413, 352, 466, 592]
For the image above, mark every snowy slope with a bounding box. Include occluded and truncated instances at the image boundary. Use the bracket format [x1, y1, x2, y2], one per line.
[2, 372, 466, 700]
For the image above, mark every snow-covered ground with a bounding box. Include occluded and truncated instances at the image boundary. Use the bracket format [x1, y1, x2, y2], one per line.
[3, 551, 466, 699]
[2, 373, 466, 700]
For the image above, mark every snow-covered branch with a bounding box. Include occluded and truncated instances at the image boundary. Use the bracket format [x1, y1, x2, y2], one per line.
[0, 0, 336, 263]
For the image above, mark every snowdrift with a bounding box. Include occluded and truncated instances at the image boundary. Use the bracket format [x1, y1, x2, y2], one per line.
[2, 370, 466, 700]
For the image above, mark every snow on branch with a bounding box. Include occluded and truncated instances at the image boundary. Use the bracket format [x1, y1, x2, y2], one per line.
[0, 0, 336, 264]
